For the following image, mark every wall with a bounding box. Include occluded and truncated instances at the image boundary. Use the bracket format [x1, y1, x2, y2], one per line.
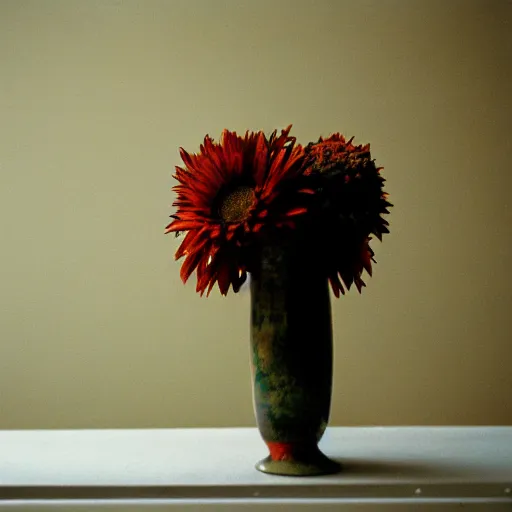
[1, 0, 511, 428]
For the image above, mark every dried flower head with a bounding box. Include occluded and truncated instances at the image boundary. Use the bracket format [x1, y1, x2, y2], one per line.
[301, 133, 392, 297]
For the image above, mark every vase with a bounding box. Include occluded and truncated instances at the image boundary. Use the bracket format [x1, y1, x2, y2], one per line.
[249, 244, 341, 476]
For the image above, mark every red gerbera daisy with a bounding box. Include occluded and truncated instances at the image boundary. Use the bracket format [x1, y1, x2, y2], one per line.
[165, 126, 309, 296]
[301, 133, 392, 297]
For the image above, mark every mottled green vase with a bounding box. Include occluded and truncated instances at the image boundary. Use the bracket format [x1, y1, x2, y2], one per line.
[250, 245, 341, 476]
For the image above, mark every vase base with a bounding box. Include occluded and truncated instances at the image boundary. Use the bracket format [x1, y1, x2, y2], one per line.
[255, 448, 341, 476]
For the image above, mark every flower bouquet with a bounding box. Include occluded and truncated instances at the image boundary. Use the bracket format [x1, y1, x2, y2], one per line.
[166, 126, 391, 476]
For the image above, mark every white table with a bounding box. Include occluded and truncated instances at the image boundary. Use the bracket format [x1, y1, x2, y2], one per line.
[1, 427, 511, 510]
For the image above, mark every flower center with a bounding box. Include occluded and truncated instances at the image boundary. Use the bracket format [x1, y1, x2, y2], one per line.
[218, 186, 256, 223]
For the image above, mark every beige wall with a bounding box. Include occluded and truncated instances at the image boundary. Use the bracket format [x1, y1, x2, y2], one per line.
[0, 0, 511, 429]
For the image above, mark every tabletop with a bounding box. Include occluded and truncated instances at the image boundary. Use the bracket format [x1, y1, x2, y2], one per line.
[1, 426, 511, 509]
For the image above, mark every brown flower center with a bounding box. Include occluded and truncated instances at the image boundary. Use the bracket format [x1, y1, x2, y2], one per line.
[218, 186, 256, 223]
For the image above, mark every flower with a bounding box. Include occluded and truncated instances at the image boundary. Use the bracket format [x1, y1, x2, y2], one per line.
[301, 134, 391, 297]
[165, 126, 309, 296]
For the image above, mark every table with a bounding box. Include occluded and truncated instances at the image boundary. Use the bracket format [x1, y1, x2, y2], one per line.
[1, 427, 511, 510]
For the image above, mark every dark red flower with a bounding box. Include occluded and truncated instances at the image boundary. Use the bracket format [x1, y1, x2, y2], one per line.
[165, 126, 309, 296]
[301, 134, 392, 297]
